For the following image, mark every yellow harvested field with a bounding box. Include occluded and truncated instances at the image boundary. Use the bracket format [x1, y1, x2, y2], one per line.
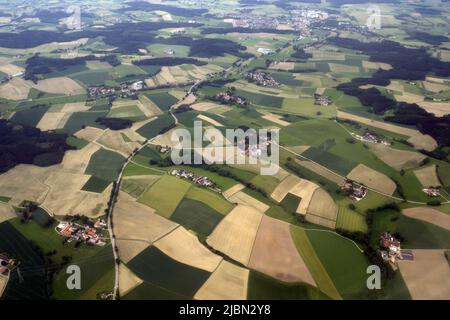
[41, 171, 100, 216]
[36, 111, 69, 131]
[415, 101, 450, 117]
[270, 175, 302, 202]
[32, 77, 85, 95]
[74, 126, 105, 142]
[369, 144, 426, 170]
[0, 203, 15, 224]
[228, 191, 269, 213]
[290, 179, 320, 215]
[295, 159, 345, 185]
[347, 164, 396, 195]
[144, 78, 156, 88]
[414, 165, 441, 187]
[403, 207, 450, 231]
[61, 102, 89, 113]
[337, 110, 437, 151]
[248, 216, 316, 285]
[194, 260, 249, 300]
[262, 113, 290, 126]
[407, 134, 437, 152]
[306, 188, 338, 228]
[362, 61, 392, 70]
[0, 164, 52, 203]
[0, 78, 31, 100]
[395, 92, 424, 104]
[422, 81, 448, 93]
[151, 128, 182, 148]
[119, 264, 143, 296]
[197, 114, 223, 127]
[157, 66, 177, 84]
[305, 215, 336, 229]
[113, 192, 178, 250]
[117, 240, 150, 264]
[386, 80, 404, 92]
[269, 61, 295, 71]
[154, 227, 222, 272]
[97, 130, 134, 156]
[207, 205, 263, 265]
[398, 250, 450, 300]
[61, 143, 101, 173]
[0, 275, 7, 298]
[0, 63, 24, 75]
[425, 76, 447, 84]
[329, 63, 360, 73]
[222, 184, 245, 199]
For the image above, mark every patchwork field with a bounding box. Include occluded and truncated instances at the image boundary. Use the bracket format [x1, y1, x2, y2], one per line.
[414, 165, 441, 187]
[248, 216, 316, 285]
[347, 164, 397, 195]
[194, 260, 249, 300]
[113, 192, 178, 263]
[138, 175, 191, 218]
[369, 144, 426, 170]
[306, 189, 338, 229]
[154, 226, 222, 272]
[227, 191, 269, 213]
[207, 205, 263, 265]
[402, 207, 450, 231]
[398, 250, 450, 300]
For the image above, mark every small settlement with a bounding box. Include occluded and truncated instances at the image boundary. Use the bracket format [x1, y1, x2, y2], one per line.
[0, 253, 17, 298]
[379, 232, 414, 268]
[350, 131, 390, 145]
[422, 186, 441, 197]
[314, 93, 332, 106]
[170, 169, 221, 193]
[212, 91, 247, 106]
[55, 218, 107, 246]
[341, 179, 368, 201]
[246, 71, 279, 87]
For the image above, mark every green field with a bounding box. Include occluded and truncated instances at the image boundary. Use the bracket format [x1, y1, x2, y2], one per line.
[280, 193, 301, 214]
[144, 92, 179, 111]
[247, 271, 328, 300]
[121, 176, 160, 198]
[123, 162, 165, 177]
[185, 187, 234, 215]
[234, 89, 284, 108]
[305, 229, 370, 299]
[10, 105, 48, 127]
[170, 198, 224, 236]
[85, 148, 126, 182]
[138, 175, 191, 218]
[66, 136, 89, 149]
[108, 105, 146, 121]
[0, 221, 48, 300]
[81, 176, 111, 193]
[127, 246, 210, 297]
[136, 113, 175, 139]
[336, 206, 368, 233]
[63, 110, 108, 134]
[290, 226, 341, 300]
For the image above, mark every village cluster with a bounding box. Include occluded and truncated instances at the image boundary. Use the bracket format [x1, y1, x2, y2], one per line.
[246, 71, 279, 87]
[88, 80, 146, 99]
[313, 93, 332, 106]
[212, 90, 247, 107]
[170, 169, 221, 193]
[350, 131, 390, 145]
[55, 219, 108, 246]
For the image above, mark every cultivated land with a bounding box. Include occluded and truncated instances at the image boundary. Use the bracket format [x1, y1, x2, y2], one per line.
[398, 250, 450, 300]
[194, 260, 249, 300]
[413, 165, 441, 187]
[207, 205, 263, 265]
[347, 164, 397, 195]
[248, 216, 316, 285]
[402, 207, 450, 231]
[0, 0, 448, 301]
[336, 111, 437, 151]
